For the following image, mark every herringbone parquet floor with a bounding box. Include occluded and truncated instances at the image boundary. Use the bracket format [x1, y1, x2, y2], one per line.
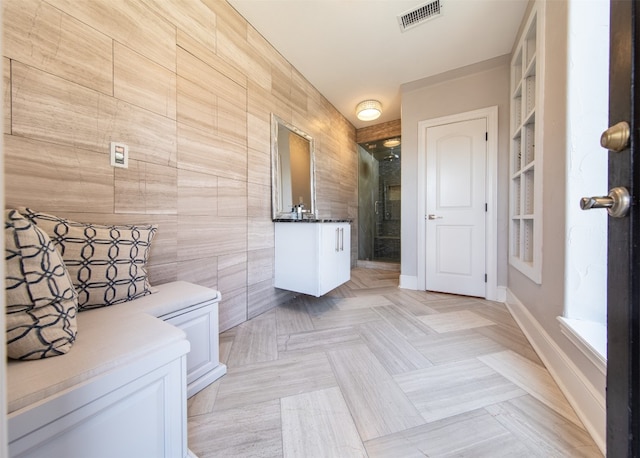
[187, 268, 602, 457]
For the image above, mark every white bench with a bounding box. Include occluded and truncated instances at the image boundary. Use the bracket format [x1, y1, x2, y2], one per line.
[6, 281, 227, 458]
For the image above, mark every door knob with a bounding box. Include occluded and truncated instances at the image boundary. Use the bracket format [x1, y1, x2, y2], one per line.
[580, 186, 631, 218]
[600, 121, 630, 152]
[427, 214, 443, 220]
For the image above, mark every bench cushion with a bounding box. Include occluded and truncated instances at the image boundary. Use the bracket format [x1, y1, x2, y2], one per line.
[6, 281, 220, 413]
[7, 309, 186, 414]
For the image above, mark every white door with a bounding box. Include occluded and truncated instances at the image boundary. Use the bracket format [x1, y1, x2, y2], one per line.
[426, 118, 486, 297]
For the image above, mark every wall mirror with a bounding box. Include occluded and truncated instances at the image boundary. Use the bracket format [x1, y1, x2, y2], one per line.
[271, 114, 316, 219]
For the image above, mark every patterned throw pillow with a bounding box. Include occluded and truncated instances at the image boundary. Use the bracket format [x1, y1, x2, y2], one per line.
[5, 209, 78, 360]
[20, 209, 157, 311]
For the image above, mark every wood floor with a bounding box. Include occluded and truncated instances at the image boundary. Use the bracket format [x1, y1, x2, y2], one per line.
[187, 268, 602, 457]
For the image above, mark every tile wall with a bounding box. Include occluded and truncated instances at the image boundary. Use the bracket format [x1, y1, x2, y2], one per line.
[2, 0, 358, 331]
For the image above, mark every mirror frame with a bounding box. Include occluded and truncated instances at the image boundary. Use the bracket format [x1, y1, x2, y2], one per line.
[271, 114, 316, 219]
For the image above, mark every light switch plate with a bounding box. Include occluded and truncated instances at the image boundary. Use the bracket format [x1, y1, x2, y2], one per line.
[110, 142, 129, 168]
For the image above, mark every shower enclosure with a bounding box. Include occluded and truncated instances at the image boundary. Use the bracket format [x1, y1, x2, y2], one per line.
[358, 137, 401, 264]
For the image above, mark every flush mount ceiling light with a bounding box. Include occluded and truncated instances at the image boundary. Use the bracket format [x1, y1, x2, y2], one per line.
[383, 138, 401, 148]
[356, 100, 382, 121]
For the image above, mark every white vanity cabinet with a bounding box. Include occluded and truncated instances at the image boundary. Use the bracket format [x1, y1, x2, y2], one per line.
[274, 221, 351, 297]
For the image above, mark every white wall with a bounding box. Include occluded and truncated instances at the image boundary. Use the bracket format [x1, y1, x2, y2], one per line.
[401, 1, 607, 450]
[506, 0, 606, 450]
[400, 56, 511, 289]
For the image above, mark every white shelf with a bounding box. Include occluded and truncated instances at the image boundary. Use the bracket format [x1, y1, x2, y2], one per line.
[509, 4, 542, 284]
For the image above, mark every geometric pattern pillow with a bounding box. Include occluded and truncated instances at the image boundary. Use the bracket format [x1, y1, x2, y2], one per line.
[19, 208, 157, 311]
[5, 209, 78, 359]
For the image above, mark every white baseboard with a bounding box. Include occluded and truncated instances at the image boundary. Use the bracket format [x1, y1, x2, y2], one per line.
[495, 286, 507, 302]
[505, 289, 605, 454]
[399, 275, 418, 290]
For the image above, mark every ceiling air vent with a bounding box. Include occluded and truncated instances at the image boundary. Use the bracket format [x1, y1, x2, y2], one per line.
[398, 0, 443, 32]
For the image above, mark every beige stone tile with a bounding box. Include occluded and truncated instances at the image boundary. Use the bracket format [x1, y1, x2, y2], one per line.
[364, 409, 531, 458]
[357, 320, 432, 375]
[486, 395, 603, 457]
[227, 309, 277, 368]
[188, 400, 282, 458]
[327, 345, 425, 441]
[349, 268, 399, 289]
[248, 279, 287, 319]
[247, 80, 278, 122]
[187, 377, 221, 417]
[248, 182, 271, 219]
[385, 290, 439, 316]
[146, 262, 177, 287]
[213, 352, 337, 411]
[11, 62, 176, 167]
[290, 69, 309, 115]
[176, 257, 217, 290]
[248, 146, 271, 188]
[248, 248, 274, 285]
[114, 43, 176, 119]
[476, 324, 543, 365]
[478, 350, 583, 426]
[218, 178, 247, 217]
[281, 387, 367, 458]
[115, 160, 177, 215]
[47, 0, 176, 71]
[311, 308, 382, 330]
[275, 299, 314, 336]
[218, 287, 247, 332]
[176, 75, 217, 133]
[423, 296, 486, 313]
[277, 326, 362, 358]
[177, 122, 247, 181]
[218, 252, 248, 293]
[247, 218, 274, 251]
[247, 112, 271, 155]
[177, 169, 217, 217]
[244, 23, 278, 91]
[4, 57, 11, 134]
[418, 310, 496, 333]
[410, 328, 506, 364]
[3, 0, 112, 94]
[176, 29, 246, 89]
[217, 94, 248, 146]
[177, 215, 247, 261]
[373, 304, 435, 340]
[302, 295, 339, 316]
[219, 331, 235, 365]
[334, 295, 394, 311]
[393, 359, 526, 423]
[142, 0, 216, 52]
[4, 135, 114, 214]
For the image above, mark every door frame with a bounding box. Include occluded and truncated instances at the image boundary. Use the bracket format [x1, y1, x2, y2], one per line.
[417, 106, 499, 300]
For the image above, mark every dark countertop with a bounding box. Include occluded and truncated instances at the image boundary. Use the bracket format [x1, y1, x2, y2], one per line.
[273, 218, 352, 223]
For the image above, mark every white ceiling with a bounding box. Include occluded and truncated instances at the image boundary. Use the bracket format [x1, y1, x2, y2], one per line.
[227, 0, 528, 129]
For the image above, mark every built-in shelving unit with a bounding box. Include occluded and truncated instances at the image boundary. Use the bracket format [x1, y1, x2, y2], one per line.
[510, 4, 543, 283]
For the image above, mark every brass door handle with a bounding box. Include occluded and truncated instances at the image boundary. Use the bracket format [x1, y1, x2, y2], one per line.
[580, 187, 631, 218]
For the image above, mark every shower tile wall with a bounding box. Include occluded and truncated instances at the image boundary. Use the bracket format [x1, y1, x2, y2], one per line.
[375, 159, 401, 262]
[358, 146, 378, 261]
